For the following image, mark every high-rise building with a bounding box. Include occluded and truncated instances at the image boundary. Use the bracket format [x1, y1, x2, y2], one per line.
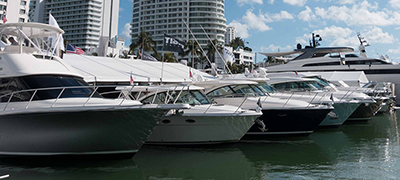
[1, 0, 30, 23]
[29, 0, 119, 53]
[225, 26, 235, 45]
[131, 0, 227, 51]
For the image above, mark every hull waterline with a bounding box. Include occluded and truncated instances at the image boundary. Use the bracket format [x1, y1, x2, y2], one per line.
[242, 108, 331, 139]
[145, 114, 257, 145]
[0, 108, 167, 158]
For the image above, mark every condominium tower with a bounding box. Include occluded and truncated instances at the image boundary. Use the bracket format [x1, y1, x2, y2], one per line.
[225, 26, 235, 45]
[1, 0, 30, 23]
[29, 0, 119, 53]
[131, 0, 227, 51]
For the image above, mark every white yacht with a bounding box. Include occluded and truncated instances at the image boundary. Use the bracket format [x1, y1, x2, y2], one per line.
[267, 73, 380, 121]
[262, 46, 400, 104]
[196, 80, 333, 138]
[0, 23, 188, 158]
[116, 85, 261, 145]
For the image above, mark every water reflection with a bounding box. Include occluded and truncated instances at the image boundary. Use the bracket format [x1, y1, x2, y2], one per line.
[0, 112, 399, 179]
[0, 158, 143, 180]
[134, 145, 259, 180]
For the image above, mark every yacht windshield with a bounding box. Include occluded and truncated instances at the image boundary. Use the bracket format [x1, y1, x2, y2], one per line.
[141, 90, 211, 105]
[255, 82, 277, 93]
[271, 81, 324, 92]
[0, 75, 101, 102]
[207, 84, 265, 98]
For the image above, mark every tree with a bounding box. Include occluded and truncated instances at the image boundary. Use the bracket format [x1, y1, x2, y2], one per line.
[184, 40, 204, 68]
[205, 39, 223, 64]
[163, 52, 177, 62]
[129, 28, 157, 58]
[229, 37, 245, 51]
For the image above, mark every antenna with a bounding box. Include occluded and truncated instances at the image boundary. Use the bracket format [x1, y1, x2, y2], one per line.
[199, 25, 232, 75]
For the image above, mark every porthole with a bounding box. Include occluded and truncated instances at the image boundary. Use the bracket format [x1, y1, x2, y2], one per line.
[161, 119, 171, 124]
[185, 119, 196, 123]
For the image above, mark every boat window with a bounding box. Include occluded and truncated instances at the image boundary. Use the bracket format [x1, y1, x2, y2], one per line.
[141, 90, 211, 105]
[256, 82, 277, 93]
[20, 75, 100, 100]
[0, 75, 101, 102]
[0, 77, 32, 102]
[302, 62, 341, 67]
[141, 92, 167, 104]
[271, 81, 324, 92]
[207, 86, 235, 97]
[230, 85, 263, 96]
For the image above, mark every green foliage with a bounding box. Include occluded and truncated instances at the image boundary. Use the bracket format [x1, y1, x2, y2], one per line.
[129, 28, 158, 58]
[163, 52, 177, 62]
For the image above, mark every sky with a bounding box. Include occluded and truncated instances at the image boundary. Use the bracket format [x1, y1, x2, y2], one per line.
[118, 0, 400, 62]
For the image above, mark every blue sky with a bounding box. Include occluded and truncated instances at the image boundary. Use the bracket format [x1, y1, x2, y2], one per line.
[118, 0, 400, 62]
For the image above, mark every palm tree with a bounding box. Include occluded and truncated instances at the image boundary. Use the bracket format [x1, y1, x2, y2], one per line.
[205, 39, 223, 64]
[229, 37, 245, 51]
[184, 40, 204, 68]
[163, 52, 177, 62]
[129, 28, 157, 58]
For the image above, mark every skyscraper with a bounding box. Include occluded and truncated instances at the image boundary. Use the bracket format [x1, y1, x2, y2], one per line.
[1, 0, 30, 23]
[29, 0, 119, 53]
[225, 26, 235, 45]
[131, 0, 227, 51]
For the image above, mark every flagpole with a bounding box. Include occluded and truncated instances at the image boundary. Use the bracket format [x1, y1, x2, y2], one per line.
[161, 33, 165, 84]
[200, 25, 232, 75]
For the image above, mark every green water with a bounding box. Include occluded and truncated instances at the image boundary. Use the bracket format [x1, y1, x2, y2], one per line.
[0, 111, 399, 179]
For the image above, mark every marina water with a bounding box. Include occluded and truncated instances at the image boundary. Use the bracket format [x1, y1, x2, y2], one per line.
[1, 111, 400, 179]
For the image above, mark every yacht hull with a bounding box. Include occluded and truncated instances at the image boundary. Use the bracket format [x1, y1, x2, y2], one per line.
[319, 102, 360, 126]
[0, 108, 167, 158]
[145, 114, 257, 145]
[348, 101, 382, 120]
[242, 108, 331, 139]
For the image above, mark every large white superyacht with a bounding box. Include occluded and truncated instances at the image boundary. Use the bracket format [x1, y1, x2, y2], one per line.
[261, 37, 400, 104]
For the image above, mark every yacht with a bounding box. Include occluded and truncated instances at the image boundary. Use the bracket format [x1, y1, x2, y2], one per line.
[262, 46, 400, 104]
[218, 72, 358, 126]
[0, 23, 188, 158]
[115, 85, 261, 145]
[196, 80, 333, 138]
[266, 73, 380, 121]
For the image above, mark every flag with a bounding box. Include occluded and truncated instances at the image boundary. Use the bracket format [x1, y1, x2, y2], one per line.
[48, 13, 65, 51]
[189, 69, 193, 78]
[2, 11, 6, 23]
[257, 97, 262, 108]
[163, 34, 185, 55]
[66, 44, 84, 55]
[140, 51, 158, 61]
[223, 46, 234, 63]
[74, 46, 84, 55]
[130, 72, 134, 86]
[330, 93, 334, 102]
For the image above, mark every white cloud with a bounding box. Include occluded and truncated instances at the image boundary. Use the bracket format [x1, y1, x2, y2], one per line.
[363, 26, 396, 44]
[298, 6, 316, 21]
[119, 7, 124, 12]
[388, 48, 400, 54]
[268, 0, 275, 4]
[228, 20, 250, 38]
[296, 26, 355, 47]
[242, 10, 273, 31]
[237, 0, 263, 6]
[333, 0, 361, 4]
[283, 0, 307, 6]
[272, 11, 294, 21]
[313, 26, 353, 39]
[389, 0, 400, 9]
[260, 44, 293, 52]
[121, 23, 131, 40]
[311, 1, 400, 26]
